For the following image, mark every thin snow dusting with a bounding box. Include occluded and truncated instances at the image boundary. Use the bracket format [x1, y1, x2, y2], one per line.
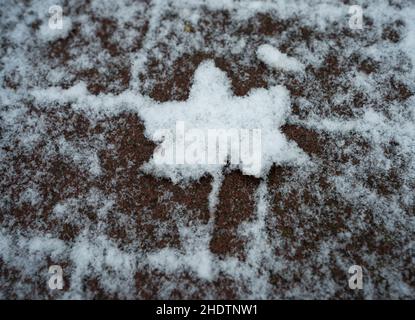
[1, 0, 415, 299]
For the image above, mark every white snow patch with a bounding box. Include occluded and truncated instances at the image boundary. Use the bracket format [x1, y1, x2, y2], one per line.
[38, 17, 73, 42]
[257, 44, 305, 73]
[140, 60, 304, 181]
[147, 223, 214, 280]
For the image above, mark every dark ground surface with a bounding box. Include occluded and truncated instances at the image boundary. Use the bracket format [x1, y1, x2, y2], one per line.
[0, 0, 414, 299]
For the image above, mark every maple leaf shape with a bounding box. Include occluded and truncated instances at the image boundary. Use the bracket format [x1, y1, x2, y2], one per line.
[140, 60, 307, 183]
